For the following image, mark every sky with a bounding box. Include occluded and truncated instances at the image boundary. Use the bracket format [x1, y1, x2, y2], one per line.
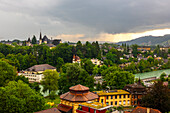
[0, 0, 170, 43]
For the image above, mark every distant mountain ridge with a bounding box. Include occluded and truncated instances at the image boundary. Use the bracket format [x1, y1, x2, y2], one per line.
[117, 34, 170, 46]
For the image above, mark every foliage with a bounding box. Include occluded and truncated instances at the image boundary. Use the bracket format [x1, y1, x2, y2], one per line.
[49, 91, 57, 100]
[83, 59, 95, 74]
[103, 66, 134, 89]
[41, 70, 59, 94]
[32, 35, 37, 44]
[0, 60, 17, 86]
[58, 63, 95, 94]
[141, 81, 170, 113]
[0, 80, 45, 113]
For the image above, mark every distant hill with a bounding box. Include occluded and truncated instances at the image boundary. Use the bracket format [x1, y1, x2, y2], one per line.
[117, 34, 170, 46]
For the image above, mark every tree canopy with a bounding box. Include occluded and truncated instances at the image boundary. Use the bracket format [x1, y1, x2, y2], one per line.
[141, 81, 170, 113]
[0, 80, 45, 113]
[0, 60, 17, 86]
[41, 70, 59, 94]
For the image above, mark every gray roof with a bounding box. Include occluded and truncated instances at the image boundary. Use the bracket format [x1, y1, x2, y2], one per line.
[26, 64, 56, 72]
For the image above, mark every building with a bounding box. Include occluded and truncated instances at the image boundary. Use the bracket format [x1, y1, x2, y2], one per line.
[124, 106, 161, 113]
[18, 64, 56, 83]
[35, 108, 61, 113]
[57, 84, 98, 113]
[94, 90, 131, 107]
[137, 46, 151, 52]
[123, 79, 146, 106]
[26, 37, 32, 46]
[76, 101, 113, 113]
[160, 46, 170, 53]
[91, 58, 101, 65]
[72, 55, 81, 64]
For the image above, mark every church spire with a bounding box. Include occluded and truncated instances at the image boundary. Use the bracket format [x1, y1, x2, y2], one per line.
[40, 31, 42, 40]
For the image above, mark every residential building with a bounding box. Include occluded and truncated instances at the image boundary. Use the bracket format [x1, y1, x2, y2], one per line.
[72, 55, 81, 64]
[91, 58, 101, 65]
[76, 101, 113, 113]
[57, 84, 98, 113]
[18, 64, 56, 83]
[137, 46, 151, 52]
[94, 90, 131, 107]
[35, 108, 61, 113]
[123, 79, 146, 106]
[124, 106, 161, 113]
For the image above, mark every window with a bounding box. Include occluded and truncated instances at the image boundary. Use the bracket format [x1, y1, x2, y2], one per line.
[115, 101, 117, 105]
[107, 96, 109, 99]
[115, 95, 117, 99]
[106, 102, 109, 105]
[119, 101, 121, 105]
[111, 102, 113, 105]
[123, 100, 125, 105]
[134, 101, 137, 104]
[101, 99, 103, 103]
[128, 100, 130, 105]
[119, 95, 121, 99]
[124, 95, 126, 98]
[111, 96, 113, 99]
[135, 95, 137, 99]
[128, 95, 130, 98]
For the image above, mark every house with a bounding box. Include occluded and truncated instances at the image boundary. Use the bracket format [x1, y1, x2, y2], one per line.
[91, 58, 101, 65]
[57, 84, 98, 113]
[72, 55, 81, 64]
[76, 101, 113, 113]
[123, 79, 146, 106]
[18, 64, 56, 83]
[137, 46, 151, 52]
[35, 108, 61, 113]
[124, 106, 161, 113]
[160, 46, 170, 53]
[94, 90, 131, 107]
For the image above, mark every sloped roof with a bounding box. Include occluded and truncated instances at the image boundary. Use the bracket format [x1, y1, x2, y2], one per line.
[26, 64, 56, 72]
[60, 84, 98, 102]
[35, 108, 61, 113]
[57, 104, 72, 112]
[69, 84, 89, 91]
[131, 106, 161, 113]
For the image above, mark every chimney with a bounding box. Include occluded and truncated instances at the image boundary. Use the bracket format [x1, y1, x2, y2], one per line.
[147, 108, 150, 113]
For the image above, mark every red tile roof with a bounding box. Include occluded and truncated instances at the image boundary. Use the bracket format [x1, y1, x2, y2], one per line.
[57, 104, 72, 112]
[60, 84, 98, 102]
[131, 106, 161, 113]
[35, 108, 61, 113]
[69, 84, 89, 91]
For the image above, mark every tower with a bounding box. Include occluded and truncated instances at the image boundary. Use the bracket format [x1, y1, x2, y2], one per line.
[39, 32, 42, 45]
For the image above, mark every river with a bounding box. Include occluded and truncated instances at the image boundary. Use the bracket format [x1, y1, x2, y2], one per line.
[135, 69, 170, 79]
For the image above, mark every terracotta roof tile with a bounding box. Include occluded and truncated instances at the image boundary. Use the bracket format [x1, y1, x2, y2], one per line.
[57, 104, 72, 112]
[69, 84, 89, 91]
[35, 108, 61, 113]
[131, 106, 161, 113]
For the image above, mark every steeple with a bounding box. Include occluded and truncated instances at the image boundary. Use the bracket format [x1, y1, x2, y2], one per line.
[39, 32, 42, 40]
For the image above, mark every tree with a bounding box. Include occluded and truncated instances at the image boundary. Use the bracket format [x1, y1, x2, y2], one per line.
[141, 81, 170, 113]
[56, 57, 64, 72]
[105, 71, 134, 89]
[59, 63, 94, 94]
[0, 52, 5, 58]
[96, 81, 102, 90]
[0, 80, 45, 113]
[32, 35, 37, 44]
[0, 60, 17, 86]
[83, 59, 95, 74]
[41, 70, 59, 94]
[160, 72, 166, 82]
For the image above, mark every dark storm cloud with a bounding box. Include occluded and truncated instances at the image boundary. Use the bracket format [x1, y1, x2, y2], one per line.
[0, 0, 170, 40]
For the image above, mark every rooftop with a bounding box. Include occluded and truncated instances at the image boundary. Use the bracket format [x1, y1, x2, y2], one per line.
[69, 84, 89, 91]
[94, 90, 130, 96]
[25, 64, 56, 72]
[35, 108, 61, 113]
[80, 101, 112, 110]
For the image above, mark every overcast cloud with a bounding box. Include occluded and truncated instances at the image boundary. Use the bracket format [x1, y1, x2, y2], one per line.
[0, 0, 170, 42]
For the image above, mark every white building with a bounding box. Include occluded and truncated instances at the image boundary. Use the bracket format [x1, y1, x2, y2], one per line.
[91, 58, 101, 65]
[18, 64, 56, 83]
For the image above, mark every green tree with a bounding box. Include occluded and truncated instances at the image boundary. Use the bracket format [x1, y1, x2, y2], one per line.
[41, 70, 59, 94]
[160, 73, 166, 82]
[83, 59, 95, 74]
[32, 35, 37, 44]
[0, 52, 5, 58]
[96, 81, 102, 90]
[56, 57, 64, 71]
[0, 80, 45, 113]
[141, 81, 170, 113]
[59, 63, 94, 94]
[0, 60, 17, 86]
